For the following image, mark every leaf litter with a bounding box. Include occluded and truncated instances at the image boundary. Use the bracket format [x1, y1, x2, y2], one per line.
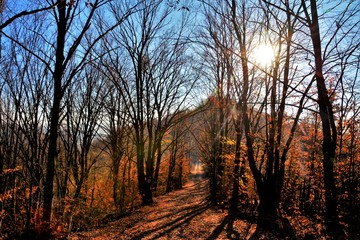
[68, 175, 257, 240]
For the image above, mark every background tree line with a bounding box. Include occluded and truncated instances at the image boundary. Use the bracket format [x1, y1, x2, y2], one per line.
[0, 0, 359, 238]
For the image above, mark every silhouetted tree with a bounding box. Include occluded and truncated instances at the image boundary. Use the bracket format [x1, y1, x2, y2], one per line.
[101, 0, 195, 205]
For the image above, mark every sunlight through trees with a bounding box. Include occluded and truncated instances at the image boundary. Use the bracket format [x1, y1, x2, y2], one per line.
[0, 0, 359, 239]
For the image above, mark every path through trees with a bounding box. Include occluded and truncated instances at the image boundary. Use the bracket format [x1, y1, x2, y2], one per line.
[68, 172, 346, 240]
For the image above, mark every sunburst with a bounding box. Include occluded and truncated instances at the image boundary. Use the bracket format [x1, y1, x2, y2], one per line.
[253, 44, 275, 67]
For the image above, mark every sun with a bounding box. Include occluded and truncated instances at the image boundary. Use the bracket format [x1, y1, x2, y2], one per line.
[253, 44, 275, 67]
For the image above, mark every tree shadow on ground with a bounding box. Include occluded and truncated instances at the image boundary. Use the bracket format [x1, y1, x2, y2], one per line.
[206, 214, 240, 240]
[247, 216, 297, 240]
[207, 211, 297, 240]
[147, 199, 207, 223]
[206, 208, 258, 240]
[132, 202, 210, 240]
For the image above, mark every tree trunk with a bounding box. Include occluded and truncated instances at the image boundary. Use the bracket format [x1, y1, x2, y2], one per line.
[178, 158, 183, 189]
[43, 90, 61, 222]
[166, 140, 177, 193]
[137, 138, 153, 205]
[0, 150, 4, 194]
[209, 153, 218, 205]
[74, 176, 84, 200]
[113, 169, 120, 208]
[256, 178, 281, 229]
[231, 0, 282, 228]
[230, 119, 242, 214]
[42, 0, 67, 223]
[143, 180, 153, 205]
[119, 159, 127, 211]
[306, 0, 341, 233]
[152, 138, 162, 192]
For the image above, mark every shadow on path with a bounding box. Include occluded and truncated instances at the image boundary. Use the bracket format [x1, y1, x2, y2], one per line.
[206, 214, 240, 240]
[132, 202, 210, 240]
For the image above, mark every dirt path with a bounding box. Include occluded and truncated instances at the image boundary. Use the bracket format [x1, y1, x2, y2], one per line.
[69, 174, 254, 240]
[67, 173, 358, 240]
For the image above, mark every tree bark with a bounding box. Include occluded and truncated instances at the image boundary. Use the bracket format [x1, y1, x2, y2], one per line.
[42, 0, 67, 223]
[166, 136, 177, 193]
[229, 118, 242, 214]
[304, 0, 341, 233]
[152, 136, 162, 192]
[136, 136, 153, 205]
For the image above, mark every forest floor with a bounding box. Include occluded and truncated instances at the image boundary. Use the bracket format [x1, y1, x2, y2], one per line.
[68, 173, 258, 240]
[68, 173, 358, 240]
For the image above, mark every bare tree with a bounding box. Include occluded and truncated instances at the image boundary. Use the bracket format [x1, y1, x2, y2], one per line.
[196, 0, 241, 205]
[296, 0, 359, 234]
[100, 0, 196, 205]
[41, 0, 104, 223]
[0, 13, 52, 233]
[227, 0, 312, 231]
[165, 113, 194, 193]
[59, 64, 106, 203]
[0, 1, 56, 30]
[1, 0, 137, 223]
[99, 78, 132, 210]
